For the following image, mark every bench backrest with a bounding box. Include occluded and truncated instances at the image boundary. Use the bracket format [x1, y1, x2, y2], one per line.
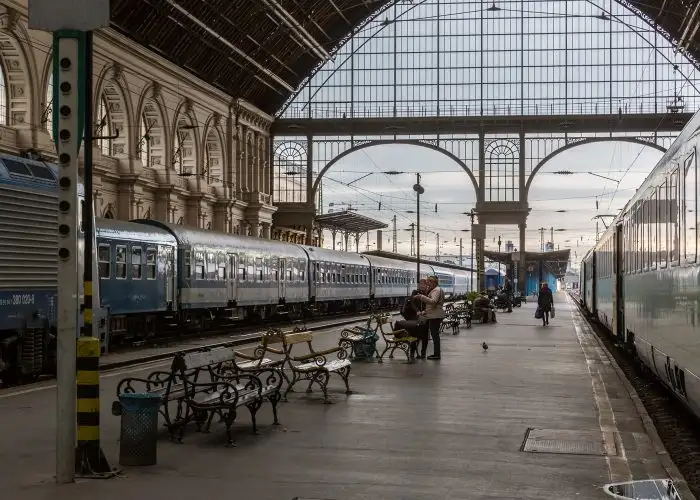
[182, 346, 236, 370]
[283, 331, 313, 345]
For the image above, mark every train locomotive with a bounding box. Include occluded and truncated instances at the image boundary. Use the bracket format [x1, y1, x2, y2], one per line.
[0, 153, 471, 384]
[579, 110, 700, 422]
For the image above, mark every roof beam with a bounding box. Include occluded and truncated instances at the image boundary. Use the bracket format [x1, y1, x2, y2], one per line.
[163, 0, 294, 92]
[260, 0, 331, 61]
[328, 0, 353, 27]
[677, 1, 700, 53]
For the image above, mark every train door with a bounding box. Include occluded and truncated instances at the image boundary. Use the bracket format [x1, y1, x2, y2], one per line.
[612, 224, 625, 341]
[309, 262, 318, 299]
[278, 258, 286, 300]
[227, 253, 237, 303]
[164, 246, 175, 308]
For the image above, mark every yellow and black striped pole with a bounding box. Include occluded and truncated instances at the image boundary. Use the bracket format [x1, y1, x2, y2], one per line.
[75, 336, 111, 474]
[75, 30, 111, 477]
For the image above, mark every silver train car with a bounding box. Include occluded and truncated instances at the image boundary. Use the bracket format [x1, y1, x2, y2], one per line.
[580, 108, 700, 421]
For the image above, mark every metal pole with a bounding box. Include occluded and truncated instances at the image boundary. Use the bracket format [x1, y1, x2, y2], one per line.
[54, 30, 84, 485]
[415, 173, 421, 282]
[76, 30, 111, 477]
[471, 236, 475, 291]
[459, 237, 463, 267]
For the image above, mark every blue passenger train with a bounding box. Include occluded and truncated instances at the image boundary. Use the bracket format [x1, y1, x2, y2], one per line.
[580, 108, 700, 423]
[0, 153, 472, 383]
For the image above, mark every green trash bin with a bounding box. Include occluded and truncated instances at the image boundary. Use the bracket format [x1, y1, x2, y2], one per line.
[116, 393, 161, 466]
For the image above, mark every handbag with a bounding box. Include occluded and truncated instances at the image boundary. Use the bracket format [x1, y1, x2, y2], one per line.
[551, 305, 555, 319]
[535, 307, 543, 319]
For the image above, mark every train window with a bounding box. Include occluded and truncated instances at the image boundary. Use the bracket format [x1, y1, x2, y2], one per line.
[670, 168, 680, 264]
[650, 192, 657, 270]
[98, 244, 111, 279]
[184, 251, 192, 278]
[684, 152, 697, 262]
[207, 253, 217, 280]
[218, 254, 226, 280]
[300, 266, 305, 282]
[238, 263, 246, 281]
[146, 248, 157, 279]
[131, 247, 143, 279]
[247, 263, 255, 282]
[658, 183, 668, 269]
[256, 257, 263, 281]
[642, 198, 649, 271]
[195, 252, 205, 280]
[115, 245, 127, 279]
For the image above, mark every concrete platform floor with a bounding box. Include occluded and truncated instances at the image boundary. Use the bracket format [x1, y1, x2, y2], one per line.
[0, 293, 693, 500]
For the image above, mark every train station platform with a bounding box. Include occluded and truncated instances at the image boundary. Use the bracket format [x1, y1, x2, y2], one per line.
[0, 294, 693, 500]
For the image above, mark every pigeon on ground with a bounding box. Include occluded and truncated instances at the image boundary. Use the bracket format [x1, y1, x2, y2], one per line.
[482, 342, 488, 350]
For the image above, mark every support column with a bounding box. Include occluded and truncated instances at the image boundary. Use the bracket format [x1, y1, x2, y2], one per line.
[354, 232, 360, 253]
[262, 222, 271, 239]
[478, 132, 486, 203]
[519, 223, 527, 295]
[305, 135, 314, 245]
[476, 238, 485, 292]
[343, 232, 350, 252]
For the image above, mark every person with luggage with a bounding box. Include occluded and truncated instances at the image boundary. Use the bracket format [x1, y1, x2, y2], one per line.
[537, 282, 554, 326]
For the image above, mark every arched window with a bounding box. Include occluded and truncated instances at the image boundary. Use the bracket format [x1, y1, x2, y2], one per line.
[103, 208, 114, 219]
[139, 115, 151, 167]
[96, 95, 112, 156]
[205, 130, 223, 184]
[44, 72, 53, 137]
[0, 60, 7, 125]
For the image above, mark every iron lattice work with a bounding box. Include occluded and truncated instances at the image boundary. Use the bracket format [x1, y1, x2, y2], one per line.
[272, 0, 700, 206]
[280, 0, 700, 119]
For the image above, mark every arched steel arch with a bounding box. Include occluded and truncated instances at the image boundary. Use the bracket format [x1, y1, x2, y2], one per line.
[524, 137, 667, 198]
[310, 139, 479, 201]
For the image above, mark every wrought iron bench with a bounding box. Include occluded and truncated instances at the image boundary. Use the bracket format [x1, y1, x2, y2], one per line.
[269, 331, 352, 404]
[375, 314, 418, 363]
[115, 346, 283, 446]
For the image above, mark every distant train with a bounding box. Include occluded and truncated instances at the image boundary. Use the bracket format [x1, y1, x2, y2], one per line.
[0, 152, 471, 383]
[580, 109, 700, 422]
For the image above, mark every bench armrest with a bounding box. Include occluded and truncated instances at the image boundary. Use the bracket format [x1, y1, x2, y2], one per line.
[264, 346, 285, 355]
[116, 371, 175, 397]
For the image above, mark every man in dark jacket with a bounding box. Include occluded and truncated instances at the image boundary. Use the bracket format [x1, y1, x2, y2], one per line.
[396, 280, 429, 359]
[537, 282, 554, 326]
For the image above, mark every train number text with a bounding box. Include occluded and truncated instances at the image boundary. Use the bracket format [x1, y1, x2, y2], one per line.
[0, 294, 35, 306]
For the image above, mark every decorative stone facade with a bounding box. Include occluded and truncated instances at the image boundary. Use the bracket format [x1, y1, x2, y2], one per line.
[0, 1, 276, 233]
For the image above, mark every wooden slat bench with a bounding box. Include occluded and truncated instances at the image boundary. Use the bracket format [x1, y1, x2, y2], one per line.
[265, 331, 352, 404]
[375, 314, 418, 363]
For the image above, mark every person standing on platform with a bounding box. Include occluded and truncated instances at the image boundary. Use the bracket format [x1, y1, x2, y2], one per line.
[417, 275, 445, 360]
[538, 282, 554, 326]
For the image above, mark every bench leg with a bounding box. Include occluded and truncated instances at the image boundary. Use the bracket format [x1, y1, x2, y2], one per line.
[316, 371, 331, 404]
[246, 399, 263, 435]
[398, 342, 412, 363]
[202, 411, 216, 433]
[268, 392, 282, 425]
[378, 344, 391, 363]
[224, 409, 237, 447]
[338, 366, 352, 395]
[282, 372, 298, 402]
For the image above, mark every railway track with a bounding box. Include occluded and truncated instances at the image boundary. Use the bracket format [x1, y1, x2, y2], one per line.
[570, 294, 700, 499]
